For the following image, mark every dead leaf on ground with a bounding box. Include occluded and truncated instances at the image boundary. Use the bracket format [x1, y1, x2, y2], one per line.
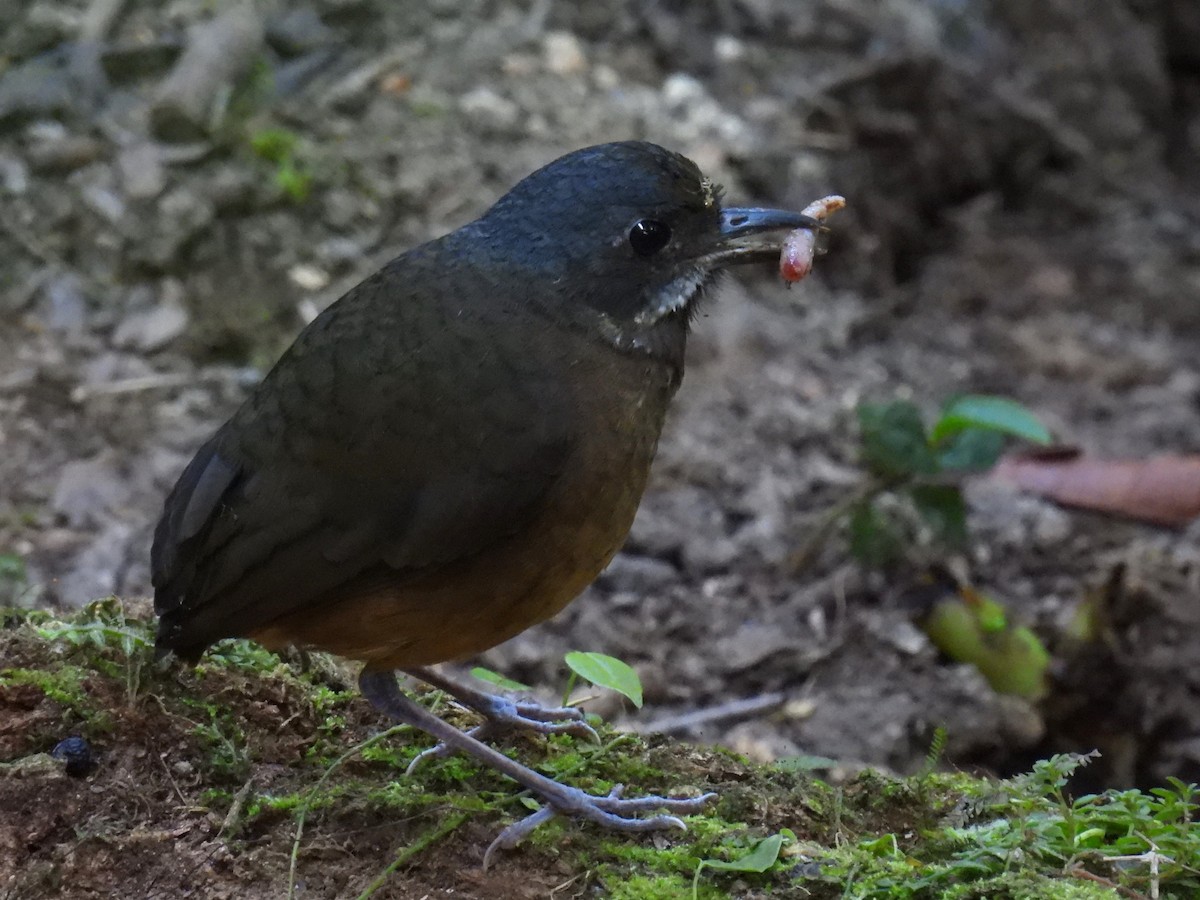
[988, 449, 1200, 528]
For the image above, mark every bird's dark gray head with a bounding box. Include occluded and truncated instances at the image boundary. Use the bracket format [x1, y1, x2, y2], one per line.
[455, 141, 819, 361]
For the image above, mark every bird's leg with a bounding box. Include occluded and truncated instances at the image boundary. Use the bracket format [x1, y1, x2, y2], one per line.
[401, 665, 598, 773]
[360, 670, 716, 868]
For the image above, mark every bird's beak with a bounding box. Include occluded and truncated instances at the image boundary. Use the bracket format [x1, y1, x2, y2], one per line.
[706, 207, 823, 266]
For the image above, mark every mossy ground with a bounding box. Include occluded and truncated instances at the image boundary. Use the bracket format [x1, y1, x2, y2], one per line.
[1, 600, 1194, 899]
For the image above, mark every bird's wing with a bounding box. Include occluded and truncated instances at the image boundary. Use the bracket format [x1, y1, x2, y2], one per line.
[152, 263, 574, 657]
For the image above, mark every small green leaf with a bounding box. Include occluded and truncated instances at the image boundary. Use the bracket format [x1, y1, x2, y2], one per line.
[858, 401, 938, 478]
[703, 833, 785, 873]
[469, 667, 531, 693]
[848, 501, 903, 568]
[936, 427, 1006, 472]
[923, 597, 1049, 700]
[931, 395, 1051, 446]
[910, 484, 968, 547]
[249, 128, 298, 162]
[563, 651, 643, 708]
[859, 833, 901, 857]
[0, 554, 26, 581]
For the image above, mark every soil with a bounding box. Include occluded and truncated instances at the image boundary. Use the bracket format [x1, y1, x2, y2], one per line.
[2, 0, 1200, 896]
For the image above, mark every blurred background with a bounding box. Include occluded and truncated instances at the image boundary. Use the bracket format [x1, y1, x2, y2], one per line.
[2, 0, 1199, 788]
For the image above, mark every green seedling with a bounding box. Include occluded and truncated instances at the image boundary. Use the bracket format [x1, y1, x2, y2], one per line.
[922, 583, 1050, 699]
[691, 831, 787, 898]
[563, 650, 643, 708]
[797, 394, 1051, 570]
[469, 666, 531, 693]
[249, 127, 315, 203]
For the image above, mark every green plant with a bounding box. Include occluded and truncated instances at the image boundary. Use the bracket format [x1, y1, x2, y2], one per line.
[691, 831, 788, 898]
[472, 650, 645, 709]
[32, 596, 152, 702]
[922, 583, 1051, 699]
[249, 127, 315, 203]
[819, 752, 1200, 897]
[796, 395, 1051, 570]
[0, 553, 29, 604]
[562, 651, 643, 708]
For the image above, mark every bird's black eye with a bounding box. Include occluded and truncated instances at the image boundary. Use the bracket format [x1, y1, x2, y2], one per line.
[628, 219, 672, 256]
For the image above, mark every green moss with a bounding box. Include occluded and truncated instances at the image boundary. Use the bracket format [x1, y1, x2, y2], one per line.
[1, 665, 115, 733]
[599, 871, 708, 900]
[5, 601, 1199, 899]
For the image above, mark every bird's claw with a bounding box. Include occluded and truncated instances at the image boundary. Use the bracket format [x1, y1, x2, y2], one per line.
[408, 696, 599, 774]
[482, 783, 717, 870]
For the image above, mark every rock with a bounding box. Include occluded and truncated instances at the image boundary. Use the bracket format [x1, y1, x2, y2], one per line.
[37, 273, 89, 334]
[0, 153, 29, 193]
[315, 236, 367, 267]
[46, 521, 134, 606]
[100, 38, 184, 83]
[51, 737, 96, 777]
[542, 31, 587, 75]
[78, 351, 155, 387]
[25, 134, 104, 174]
[206, 164, 262, 214]
[287, 263, 330, 291]
[111, 287, 190, 352]
[150, 3, 266, 142]
[0, 52, 77, 124]
[129, 186, 215, 270]
[0, 1, 78, 58]
[597, 554, 678, 594]
[458, 86, 521, 133]
[714, 623, 795, 672]
[681, 534, 739, 575]
[0, 754, 64, 780]
[51, 454, 132, 529]
[117, 143, 166, 200]
[81, 183, 126, 223]
[266, 6, 334, 57]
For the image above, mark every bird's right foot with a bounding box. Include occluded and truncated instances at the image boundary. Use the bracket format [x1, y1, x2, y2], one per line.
[403, 666, 598, 774]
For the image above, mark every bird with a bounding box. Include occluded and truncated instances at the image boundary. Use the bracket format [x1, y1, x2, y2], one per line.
[152, 140, 822, 863]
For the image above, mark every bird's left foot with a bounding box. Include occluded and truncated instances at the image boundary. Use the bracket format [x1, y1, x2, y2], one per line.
[483, 783, 717, 869]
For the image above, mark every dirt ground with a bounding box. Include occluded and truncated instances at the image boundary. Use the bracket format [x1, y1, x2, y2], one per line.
[3, 0, 1200, 873]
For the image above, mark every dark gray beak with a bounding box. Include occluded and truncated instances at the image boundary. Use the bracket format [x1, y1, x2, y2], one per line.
[708, 207, 823, 266]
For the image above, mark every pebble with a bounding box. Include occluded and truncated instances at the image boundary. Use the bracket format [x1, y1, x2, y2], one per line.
[118, 143, 167, 200]
[288, 263, 330, 291]
[597, 554, 678, 594]
[0, 153, 30, 193]
[542, 31, 587, 75]
[266, 7, 334, 57]
[715, 623, 795, 672]
[0, 50, 77, 123]
[51, 454, 131, 529]
[25, 134, 104, 174]
[132, 187, 215, 269]
[81, 183, 127, 224]
[111, 297, 190, 352]
[458, 86, 521, 132]
[47, 521, 135, 606]
[316, 236, 367, 267]
[51, 736, 96, 777]
[38, 273, 89, 334]
[682, 534, 739, 575]
[101, 38, 183, 82]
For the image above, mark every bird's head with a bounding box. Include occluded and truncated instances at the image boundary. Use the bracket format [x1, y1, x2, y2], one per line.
[460, 141, 820, 363]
